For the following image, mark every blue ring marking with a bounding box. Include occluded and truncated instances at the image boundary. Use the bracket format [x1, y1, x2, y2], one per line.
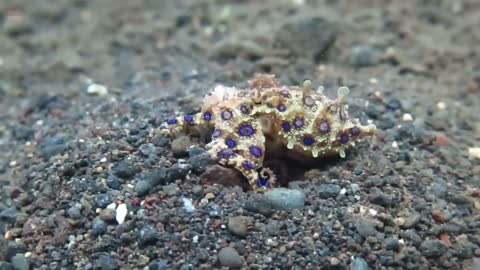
[350, 126, 361, 136]
[282, 122, 291, 132]
[167, 118, 178, 125]
[340, 134, 349, 143]
[225, 138, 237, 148]
[238, 125, 255, 136]
[249, 146, 263, 158]
[184, 115, 195, 125]
[203, 112, 212, 121]
[240, 105, 250, 114]
[212, 129, 222, 138]
[277, 104, 286, 112]
[221, 110, 233, 120]
[294, 117, 304, 129]
[257, 177, 270, 188]
[217, 149, 235, 159]
[303, 136, 315, 146]
[243, 161, 255, 170]
[318, 120, 330, 133]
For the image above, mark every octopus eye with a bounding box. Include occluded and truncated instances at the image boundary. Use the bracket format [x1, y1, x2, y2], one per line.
[203, 112, 212, 121]
[238, 125, 255, 136]
[350, 126, 361, 136]
[339, 133, 349, 144]
[225, 138, 237, 148]
[318, 120, 330, 134]
[249, 146, 263, 158]
[221, 110, 233, 120]
[303, 136, 315, 146]
[240, 105, 250, 114]
[167, 118, 178, 125]
[293, 117, 305, 129]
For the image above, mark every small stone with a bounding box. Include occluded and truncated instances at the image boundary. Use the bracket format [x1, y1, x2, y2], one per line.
[200, 165, 245, 188]
[386, 98, 402, 110]
[244, 195, 274, 217]
[148, 260, 169, 270]
[0, 207, 17, 223]
[99, 208, 115, 222]
[355, 218, 376, 238]
[189, 152, 215, 174]
[90, 218, 106, 238]
[93, 253, 119, 270]
[95, 193, 113, 208]
[134, 168, 169, 196]
[265, 188, 305, 210]
[138, 224, 158, 246]
[167, 162, 192, 182]
[106, 175, 121, 190]
[318, 184, 341, 199]
[368, 189, 393, 207]
[171, 136, 191, 157]
[0, 262, 14, 270]
[112, 160, 136, 179]
[420, 239, 448, 258]
[400, 213, 421, 229]
[385, 237, 400, 251]
[218, 247, 244, 268]
[350, 183, 360, 193]
[115, 203, 127, 225]
[163, 183, 179, 196]
[86, 83, 108, 96]
[350, 257, 369, 270]
[11, 254, 29, 270]
[40, 135, 69, 160]
[330, 257, 341, 266]
[182, 198, 195, 213]
[67, 206, 82, 220]
[228, 216, 248, 238]
[350, 45, 380, 68]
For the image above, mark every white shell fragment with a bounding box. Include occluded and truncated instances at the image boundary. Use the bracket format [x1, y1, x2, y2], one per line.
[116, 203, 127, 224]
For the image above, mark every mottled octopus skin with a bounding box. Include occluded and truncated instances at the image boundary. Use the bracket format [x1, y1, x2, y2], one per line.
[160, 74, 377, 191]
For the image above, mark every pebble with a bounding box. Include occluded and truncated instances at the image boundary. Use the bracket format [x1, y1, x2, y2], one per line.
[94, 253, 119, 270]
[420, 239, 448, 258]
[244, 195, 274, 217]
[148, 260, 169, 270]
[227, 216, 248, 238]
[0, 207, 18, 223]
[167, 162, 193, 182]
[99, 208, 115, 222]
[385, 237, 401, 251]
[264, 188, 305, 210]
[134, 168, 168, 196]
[218, 247, 244, 268]
[368, 189, 393, 207]
[355, 218, 376, 238]
[40, 135, 69, 160]
[0, 262, 14, 270]
[86, 83, 108, 96]
[106, 175, 121, 190]
[386, 98, 402, 110]
[112, 160, 136, 179]
[92, 218, 107, 236]
[188, 152, 215, 174]
[11, 254, 29, 270]
[400, 213, 421, 229]
[138, 224, 158, 246]
[350, 45, 380, 68]
[95, 193, 113, 208]
[182, 198, 195, 213]
[171, 136, 191, 157]
[199, 165, 245, 188]
[115, 203, 127, 224]
[162, 183, 179, 196]
[318, 184, 341, 199]
[67, 206, 82, 220]
[350, 257, 369, 270]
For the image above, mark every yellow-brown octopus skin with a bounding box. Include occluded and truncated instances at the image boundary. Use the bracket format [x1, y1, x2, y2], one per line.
[160, 74, 377, 192]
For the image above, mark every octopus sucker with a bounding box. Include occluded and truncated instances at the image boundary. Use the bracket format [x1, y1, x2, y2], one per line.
[160, 74, 377, 192]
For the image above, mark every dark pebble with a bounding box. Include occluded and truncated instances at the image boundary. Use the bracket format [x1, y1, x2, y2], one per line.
[12, 125, 34, 140]
[385, 237, 401, 251]
[40, 135, 69, 160]
[368, 188, 393, 207]
[138, 224, 158, 246]
[187, 147, 205, 157]
[265, 188, 305, 210]
[227, 216, 248, 238]
[92, 218, 107, 236]
[355, 218, 376, 238]
[95, 193, 113, 208]
[6, 242, 27, 261]
[167, 162, 193, 182]
[420, 239, 448, 258]
[350, 45, 380, 68]
[386, 98, 402, 110]
[318, 184, 341, 199]
[0, 262, 14, 270]
[112, 160, 136, 179]
[218, 247, 244, 268]
[93, 253, 119, 270]
[106, 175, 121, 190]
[134, 167, 168, 196]
[10, 254, 29, 270]
[349, 257, 369, 270]
[399, 230, 422, 246]
[67, 206, 82, 220]
[0, 207, 17, 223]
[244, 195, 274, 217]
[148, 260, 169, 270]
[189, 153, 215, 174]
[400, 213, 421, 229]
